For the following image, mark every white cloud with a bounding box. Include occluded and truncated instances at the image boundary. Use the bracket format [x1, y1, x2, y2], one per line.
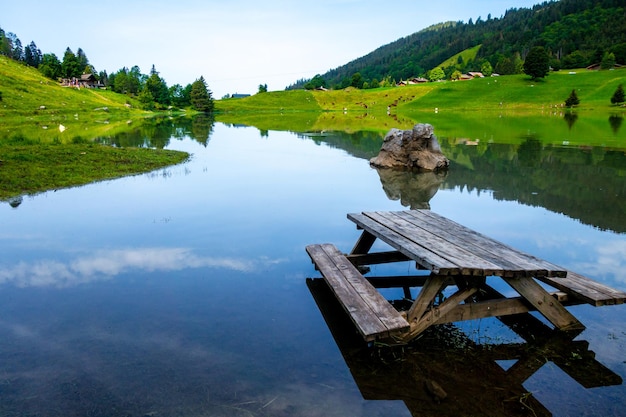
[0, 247, 278, 288]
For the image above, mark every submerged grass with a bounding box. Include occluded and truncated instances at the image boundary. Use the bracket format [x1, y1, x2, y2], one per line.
[0, 140, 188, 200]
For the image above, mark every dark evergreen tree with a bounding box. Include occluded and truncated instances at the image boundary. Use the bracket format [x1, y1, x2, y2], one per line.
[39, 53, 62, 79]
[61, 47, 81, 78]
[145, 65, 170, 106]
[523, 46, 550, 80]
[9, 34, 22, 61]
[565, 89, 580, 107]
[24, 41, 41, 67]
[611, 84, 625, 105]
[76, 48, 89, 70]
[190, 76, 214, 113]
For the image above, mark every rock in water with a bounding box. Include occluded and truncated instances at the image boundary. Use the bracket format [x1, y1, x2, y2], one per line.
[370, 123, 449, 171]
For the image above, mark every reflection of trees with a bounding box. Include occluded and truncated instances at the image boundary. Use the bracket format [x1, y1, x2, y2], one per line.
[302, 128, 626, 233]
[93, 116, 215, 148]
[190, 114, 215, 146]
[517, 136, 542, 167]
[298, 130, 384, 160]
[609, 114, 623, 134]
[374, 169, 446, 209]
[564, 111, 578, 130]
[438, 138, 626, 233]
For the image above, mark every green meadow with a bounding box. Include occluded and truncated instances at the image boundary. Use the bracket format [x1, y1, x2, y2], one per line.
[2, 52, 625, 200]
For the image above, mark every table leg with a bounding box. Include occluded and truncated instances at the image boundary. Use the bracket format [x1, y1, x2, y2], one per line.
[502, 277, 585, 332]
[350, 230, 377, 255]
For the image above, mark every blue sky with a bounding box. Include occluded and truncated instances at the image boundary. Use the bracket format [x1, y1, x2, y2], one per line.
[2, 0, 543, 97]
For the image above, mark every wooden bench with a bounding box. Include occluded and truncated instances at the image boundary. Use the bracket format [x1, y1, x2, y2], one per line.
[538, 271, 626, 307]
[306, 243, 409, 342]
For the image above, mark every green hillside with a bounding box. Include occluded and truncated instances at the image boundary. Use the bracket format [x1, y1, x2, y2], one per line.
[291, 0, 626, 90]
[0, 55, 149, 141]
[218, 68, 626, 119]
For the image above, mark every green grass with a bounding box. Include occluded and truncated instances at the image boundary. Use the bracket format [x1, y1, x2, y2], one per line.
[401, 68, 626, 114]
[437, 45, 482, 69]
[0, 138, 188, 200]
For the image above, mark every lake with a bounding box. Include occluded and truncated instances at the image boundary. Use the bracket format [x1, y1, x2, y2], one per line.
[1, 112, 625, 416]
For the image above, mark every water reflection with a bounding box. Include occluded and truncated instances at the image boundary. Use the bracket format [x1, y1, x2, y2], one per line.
[0, 247, 276, 288]
[609, 114, 623, 134]
[564, 111, 578, 130]
[94, 115, 215, 148]
[438, 137, 626, 233]
[373, 169, 446, 209]
[308, 278, 622, 417]
[319, 130, 626, 232]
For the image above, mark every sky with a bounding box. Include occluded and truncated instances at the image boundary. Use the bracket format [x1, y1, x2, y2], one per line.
[2, 0, 543, 98]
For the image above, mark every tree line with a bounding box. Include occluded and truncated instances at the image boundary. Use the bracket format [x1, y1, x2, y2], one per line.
[0, 27, 213, 113]
[288, 0, 626, 90]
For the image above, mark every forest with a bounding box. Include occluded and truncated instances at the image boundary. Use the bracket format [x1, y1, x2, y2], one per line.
[289, 0, 626, 90]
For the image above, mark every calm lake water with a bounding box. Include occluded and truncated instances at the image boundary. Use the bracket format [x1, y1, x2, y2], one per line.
[1, 114, 626, 416]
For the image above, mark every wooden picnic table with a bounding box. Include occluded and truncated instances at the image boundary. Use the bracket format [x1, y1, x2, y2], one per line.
[306, 210, 626, 343]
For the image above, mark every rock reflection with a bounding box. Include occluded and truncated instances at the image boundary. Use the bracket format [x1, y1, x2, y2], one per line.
[374, 168, 447, 209]
[307, 278, 622, 417]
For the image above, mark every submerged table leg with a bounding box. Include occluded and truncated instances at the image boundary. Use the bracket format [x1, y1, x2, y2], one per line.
[503, 276, 585, 332]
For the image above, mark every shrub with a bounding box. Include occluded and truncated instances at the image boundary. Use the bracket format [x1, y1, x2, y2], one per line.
[565, 89, 580, 108]
[611, 84, 625, 105]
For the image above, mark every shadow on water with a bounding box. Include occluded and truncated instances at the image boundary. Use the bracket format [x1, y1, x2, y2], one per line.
[307, 278, 622, 417]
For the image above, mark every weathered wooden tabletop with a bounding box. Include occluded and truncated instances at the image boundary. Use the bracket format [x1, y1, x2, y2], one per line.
[348, 210, 567, 278]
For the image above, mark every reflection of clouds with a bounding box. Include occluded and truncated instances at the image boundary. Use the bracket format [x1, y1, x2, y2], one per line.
[0, 248, 272, 288]
[569, 240, 626, 285]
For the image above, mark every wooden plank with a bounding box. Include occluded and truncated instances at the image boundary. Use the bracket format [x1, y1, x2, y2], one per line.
[407, 274, 449, 322]
[399, 210, 536, 277]
[404, 286, 478, 341]
[503, 276, 585, 331]
[348, 213, 459, 274]
[306, 244, 409, 341]
[306, 244, 386, 339]
[537, 271, 626, 307]
[406, 210, 567, 277]
[434, 297, 533, 324]
[346, 251, 410, 266]
[367, 211, 504, 276]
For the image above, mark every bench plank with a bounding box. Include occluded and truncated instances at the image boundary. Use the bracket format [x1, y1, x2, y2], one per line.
[537, 271, 626, 307]
[306, 244, 409, 341]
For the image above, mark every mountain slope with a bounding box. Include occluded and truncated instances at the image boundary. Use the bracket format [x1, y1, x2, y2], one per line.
[290, 0, 626, 89]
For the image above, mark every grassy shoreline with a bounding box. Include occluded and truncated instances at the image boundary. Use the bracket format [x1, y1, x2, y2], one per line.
[0, 139, 189, 201]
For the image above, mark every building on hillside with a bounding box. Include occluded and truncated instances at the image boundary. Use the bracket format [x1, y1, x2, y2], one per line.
[60, 73, 103, 88]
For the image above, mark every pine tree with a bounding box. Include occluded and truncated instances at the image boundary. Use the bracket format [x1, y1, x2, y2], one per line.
[565, 89, 580, 107]
[190, 76, 214, 113]
[611, 84, 625, 105]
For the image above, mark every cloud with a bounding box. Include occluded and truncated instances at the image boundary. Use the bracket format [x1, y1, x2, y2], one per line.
[565, 240, 626, 286]
[0, 247, 276, 288]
